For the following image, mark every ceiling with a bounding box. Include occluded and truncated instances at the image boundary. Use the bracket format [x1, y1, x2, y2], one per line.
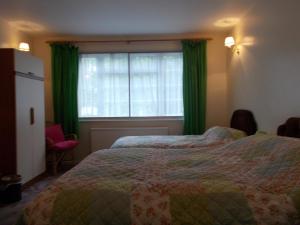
[0, 0, 253, 36]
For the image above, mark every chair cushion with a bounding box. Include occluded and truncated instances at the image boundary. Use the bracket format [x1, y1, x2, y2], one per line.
[51, 140, 79, 151]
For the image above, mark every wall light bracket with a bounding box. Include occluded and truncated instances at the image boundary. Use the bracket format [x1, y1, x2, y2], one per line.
[232, 45, 240, 55]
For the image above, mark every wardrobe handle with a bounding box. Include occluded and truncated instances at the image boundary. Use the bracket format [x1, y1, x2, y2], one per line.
[30, 108, 35, 125]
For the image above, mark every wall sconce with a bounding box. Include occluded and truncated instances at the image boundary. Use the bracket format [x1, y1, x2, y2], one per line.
[224, 36, 240, 55]
[18, 42, 30, 52]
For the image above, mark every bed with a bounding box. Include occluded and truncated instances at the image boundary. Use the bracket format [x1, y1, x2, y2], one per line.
[17, 133, 300, 225]
[111, 109, 257, 149]
[111, 126, 246, 149]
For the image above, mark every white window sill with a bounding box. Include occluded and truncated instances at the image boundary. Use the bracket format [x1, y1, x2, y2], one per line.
[79, 116, 183, 122]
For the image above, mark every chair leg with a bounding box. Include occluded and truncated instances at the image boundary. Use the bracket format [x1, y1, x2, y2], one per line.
[52, 151, 57, 175]
[71, 150, 75, 166]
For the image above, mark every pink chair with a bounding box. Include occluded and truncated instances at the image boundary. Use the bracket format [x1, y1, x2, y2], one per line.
[45, 124, 79, 175]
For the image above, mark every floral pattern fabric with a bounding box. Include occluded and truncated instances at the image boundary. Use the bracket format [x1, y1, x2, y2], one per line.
[17, 134, 300, 225]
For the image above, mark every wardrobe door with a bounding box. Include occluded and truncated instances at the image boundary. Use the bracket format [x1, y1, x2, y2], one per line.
[31, 79, 45, 177]
[15, 75, 34, 184]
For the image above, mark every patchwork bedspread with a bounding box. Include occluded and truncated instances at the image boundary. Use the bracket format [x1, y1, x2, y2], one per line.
[17, 134, 300, 225]
[111, 126, 246, 149]
[110, 135, 222, 149]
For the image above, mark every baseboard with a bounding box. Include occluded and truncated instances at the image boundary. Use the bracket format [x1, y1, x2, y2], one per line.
[22, 171, 47, 190]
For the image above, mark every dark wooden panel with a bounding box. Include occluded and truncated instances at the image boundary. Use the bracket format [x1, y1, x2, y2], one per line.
[0, 49, 17, 175]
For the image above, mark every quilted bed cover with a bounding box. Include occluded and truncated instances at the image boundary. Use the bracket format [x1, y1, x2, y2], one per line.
[111, 126, 246, 149]
[17, 134, 300, 225]
[110, 135, 223, 149]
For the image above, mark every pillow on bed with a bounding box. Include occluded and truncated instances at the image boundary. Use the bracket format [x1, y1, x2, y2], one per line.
[217, 132, 300, 158]
[203, 126, 246, 141]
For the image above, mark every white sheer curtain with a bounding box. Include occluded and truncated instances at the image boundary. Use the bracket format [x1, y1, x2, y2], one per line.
[130, 53, 183, 116]
[78, 53, 129, 117]
[78, 52, 183, 117]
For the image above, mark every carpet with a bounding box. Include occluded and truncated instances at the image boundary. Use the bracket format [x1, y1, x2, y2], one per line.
[0, 174, 60, 225]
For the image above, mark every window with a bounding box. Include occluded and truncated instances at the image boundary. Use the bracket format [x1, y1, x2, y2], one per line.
[78, 52, 183, 118]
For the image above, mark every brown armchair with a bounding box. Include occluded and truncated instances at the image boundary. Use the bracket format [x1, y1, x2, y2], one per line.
[277, 118, 300, 138]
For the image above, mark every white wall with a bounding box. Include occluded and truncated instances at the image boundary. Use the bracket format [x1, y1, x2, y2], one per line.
[0, 18, 31, 49]
[32, 32, 229, 161]
[228, 0, 300, 133]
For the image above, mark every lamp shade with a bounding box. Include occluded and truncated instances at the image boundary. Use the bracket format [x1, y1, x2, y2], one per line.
[224, 37, 235, 48]
[19, 42, 30, 51]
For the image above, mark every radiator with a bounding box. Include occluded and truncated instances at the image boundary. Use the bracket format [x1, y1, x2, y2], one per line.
[90, 127, 169, 152]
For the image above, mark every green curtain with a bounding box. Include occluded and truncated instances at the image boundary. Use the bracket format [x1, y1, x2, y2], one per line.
[50, 43, 79, 136]
[182, 40, 207, 135]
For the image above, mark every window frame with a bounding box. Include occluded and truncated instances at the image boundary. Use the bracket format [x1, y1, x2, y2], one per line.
[78, 51, 183, 119]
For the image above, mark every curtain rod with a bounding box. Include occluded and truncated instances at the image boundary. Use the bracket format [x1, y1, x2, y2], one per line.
[46, 38, 212, 44]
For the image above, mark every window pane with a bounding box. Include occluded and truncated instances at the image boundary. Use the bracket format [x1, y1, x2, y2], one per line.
[78, 52, 183, 118]
[130, 53, 183, 116]
[78, 53, 129, 117]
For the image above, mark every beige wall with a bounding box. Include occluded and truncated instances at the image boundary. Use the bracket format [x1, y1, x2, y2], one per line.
[0, 18, 31, 49]
[32, 32, 229, 161]
[228, 0, 300, 133]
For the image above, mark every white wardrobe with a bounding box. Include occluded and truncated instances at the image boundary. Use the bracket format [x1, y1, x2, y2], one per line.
[0, 49, 45, 184]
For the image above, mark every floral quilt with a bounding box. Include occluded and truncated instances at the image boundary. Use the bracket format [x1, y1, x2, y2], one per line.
[111, 126, 246, 149]
[17, 134, 300, 225]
